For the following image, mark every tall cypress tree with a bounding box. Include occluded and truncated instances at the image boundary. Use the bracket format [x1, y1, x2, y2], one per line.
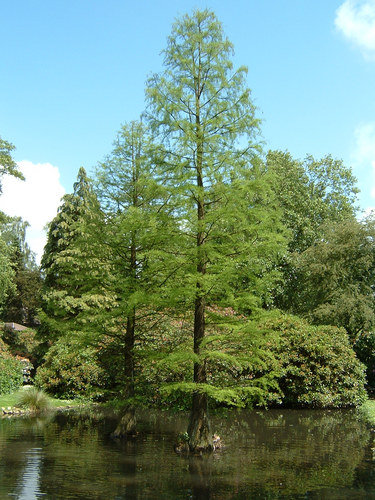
[146, 10, 285, 451]
[95, 120, 173, 435]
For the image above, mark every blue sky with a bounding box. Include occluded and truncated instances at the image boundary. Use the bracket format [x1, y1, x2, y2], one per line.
[1, 0, 375, 260]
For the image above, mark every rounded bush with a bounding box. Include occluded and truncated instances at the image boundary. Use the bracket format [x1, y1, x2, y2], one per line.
[260, 313, 367, 408]
[35, 337, 109, 400]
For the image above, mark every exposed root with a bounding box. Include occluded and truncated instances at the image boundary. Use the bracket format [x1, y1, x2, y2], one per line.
[174, 433, 224, 454]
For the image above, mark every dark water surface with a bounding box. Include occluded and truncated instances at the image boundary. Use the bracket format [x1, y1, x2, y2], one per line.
[0, 407, 374, 499]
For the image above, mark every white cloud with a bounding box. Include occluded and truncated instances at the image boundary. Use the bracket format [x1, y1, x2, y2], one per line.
[0, 160, 65, 263]
[335, 0, 375, 58]
[350, 123, 375, 211]
[353, 122, 375, 166]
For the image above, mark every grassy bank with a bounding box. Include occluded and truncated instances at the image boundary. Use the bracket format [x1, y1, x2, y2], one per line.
[358, 399, 375, 426]
[0, 386, 78, 412]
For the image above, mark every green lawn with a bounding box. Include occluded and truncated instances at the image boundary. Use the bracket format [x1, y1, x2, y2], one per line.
[0, 387, 77, 411]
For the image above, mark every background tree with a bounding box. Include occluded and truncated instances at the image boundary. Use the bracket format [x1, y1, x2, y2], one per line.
[0, 137, 25, 313]
[296, 217, 375, 342]
[146, 9, 286, 451]
[0, 223, 15, 313]
[266, 150, 359, 312]
[1, 216, 41, 325]
[39, 167, 116, 365]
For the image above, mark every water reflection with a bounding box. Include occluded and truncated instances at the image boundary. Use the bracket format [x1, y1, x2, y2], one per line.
[16, 447, 43, 499]
[0, 408, 374, 499]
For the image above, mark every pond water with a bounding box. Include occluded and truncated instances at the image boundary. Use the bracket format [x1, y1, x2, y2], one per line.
[0, 407, 374, 499]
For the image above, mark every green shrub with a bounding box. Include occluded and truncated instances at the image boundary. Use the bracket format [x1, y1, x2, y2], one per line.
[17, 386, 51, 412]
[260, 313, 367, 408]
[0, 355, 23, 395]
[35, 337, 109, 400]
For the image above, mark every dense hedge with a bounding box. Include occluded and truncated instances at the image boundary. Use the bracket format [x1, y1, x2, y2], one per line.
[0, 356, 23, 395]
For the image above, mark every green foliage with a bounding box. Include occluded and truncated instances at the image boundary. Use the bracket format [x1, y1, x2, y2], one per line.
[22, 12, 369, 417]
[0, 335, 10, 356]
[2, 266, 42, 325]
[0, 136, 24, 193]
[0, 355, 23, 395]
[94, 121, 175, 400]
[0, 215, 37, 267]
[267, 150, 359, 313]
[132, 311, 194, 408]
[354, 331, 375, 390]
[94, 120, 173, 311]
[136, 310, 366, 410]
[358, 399, 375, 426]
[137, 310, 282, 409]
[0, 215, 41, 324]
[0, 139, 35, 319]
[0, 238, 15, 311]
[297, 217, 375, 341]
[146, 14, 286, 313]
[259, 313, 367, 408]
[187, 311, 283, 407]
[40, 167, 117, 341]
[17, 386, 51, 412]
[267, 150, 358, 254]
[2, 326, 41, 365]
[35, 337, 109, 400]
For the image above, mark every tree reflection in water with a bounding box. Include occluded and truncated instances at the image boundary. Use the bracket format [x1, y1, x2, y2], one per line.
[0, 408, 373, 499]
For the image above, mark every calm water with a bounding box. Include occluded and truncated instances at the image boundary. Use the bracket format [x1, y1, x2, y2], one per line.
[0, 407, 374, 499]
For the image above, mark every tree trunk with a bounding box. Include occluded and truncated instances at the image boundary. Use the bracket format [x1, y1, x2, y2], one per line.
[188, 391, 213, 452]
[124, 308, 136, 399]
[113, 303, 137, 438]
[187, 294, 213, 451]
[112, 405, 136, 438]
[187, 91, 213, 451]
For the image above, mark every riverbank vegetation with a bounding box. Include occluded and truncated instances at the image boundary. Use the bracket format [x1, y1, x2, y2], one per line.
[0, 387, 79, 413]
[357, 399, 375, 427]
[1, 10, 375, 451]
